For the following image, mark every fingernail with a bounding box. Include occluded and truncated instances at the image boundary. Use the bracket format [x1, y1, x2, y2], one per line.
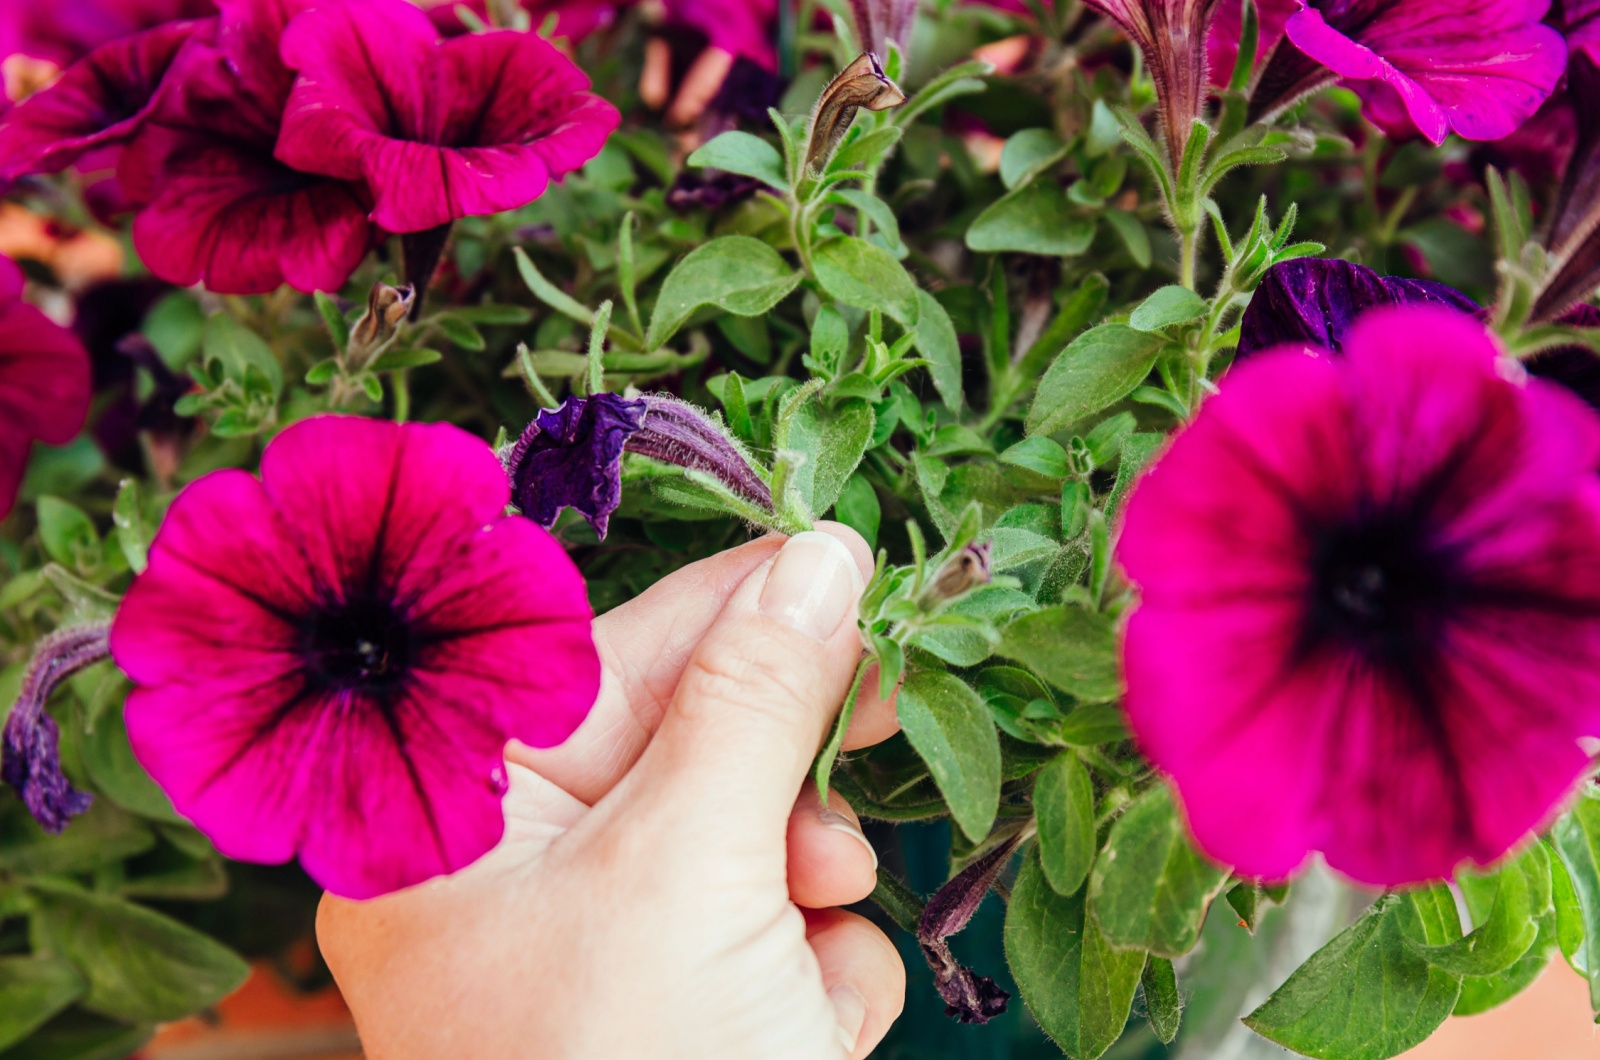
[828, 983, 868, 1054]
[819, 807, 878, 870]
[759, 531, 861, 641]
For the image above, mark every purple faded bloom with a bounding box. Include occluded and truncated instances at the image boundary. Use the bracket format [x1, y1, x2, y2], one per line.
[1533, 49, 1600, 321]
[0, 19, 199, 181]
[276, 0, 620, 234]
[1121, 306, 1600, 886]
[120, 0, 378, 295]
[1238, 258, 1479, 358]
[917, 833, 1020, 1024]
[507, 392, 774, 538]
[1084, 0, 1225, 163]
[2, 622, 110, 832]
[0, 256, 92, 520]
[1250, 0, 1567, 145]
[110, 415, 602, 899]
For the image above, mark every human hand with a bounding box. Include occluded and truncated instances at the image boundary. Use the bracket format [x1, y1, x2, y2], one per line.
[316, 526, 907, 1059]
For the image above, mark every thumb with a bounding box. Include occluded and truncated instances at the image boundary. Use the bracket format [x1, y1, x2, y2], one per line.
[611, 529, 869, 847]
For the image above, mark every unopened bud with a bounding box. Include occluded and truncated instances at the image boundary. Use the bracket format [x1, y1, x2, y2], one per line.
[922, 541, 993, 605]
[803, 52, 906, 174]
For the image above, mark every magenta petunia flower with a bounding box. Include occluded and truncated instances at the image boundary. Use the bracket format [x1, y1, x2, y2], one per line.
[0, 20, 200, 181]
[1250, 0, 1568, 145]
[1564, 0, 1600, 62]
[0, 0, 214, 70]
[506, 391, 773, 539]
[1083, 0, 1225, 161]
[109, 415, 602, 899]
[0, 256, 92, 520]
[119, 0, 378, 295]
[1120, 306, 1600, 886]
[275, 0, 619, 235]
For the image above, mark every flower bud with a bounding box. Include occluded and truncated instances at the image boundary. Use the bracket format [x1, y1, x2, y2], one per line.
[921, 541, 993, 605]
[803, 52, 906, 174]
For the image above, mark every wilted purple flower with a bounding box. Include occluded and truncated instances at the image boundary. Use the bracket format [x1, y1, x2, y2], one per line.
[1534, 47, 1600, 321]
[1250, 0, 1567, 145]
[917, 833, 1021, 1024]
[2, 622, 110, 832]
[1084, 0, 1225, 163]
[506, 392, 773, 539]
[1238, 258, 1479, 358]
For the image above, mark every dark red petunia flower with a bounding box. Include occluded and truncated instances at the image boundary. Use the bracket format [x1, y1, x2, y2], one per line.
[0, 19, 200, 181]
[1534, 27, 1600, 321]
[0, 0, 214, 70]
[275, 0, 620, 235]
[121, 0, 377, 295]
[110, 415, 602, 899]
[0, 255, 92, 520]
[1082, 0, 1226, 163]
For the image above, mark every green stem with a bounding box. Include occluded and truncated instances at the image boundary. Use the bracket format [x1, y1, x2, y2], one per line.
[870, 868, 926, 935]
[1179, 227, 1199, 291]
[392, 369, 411, 424]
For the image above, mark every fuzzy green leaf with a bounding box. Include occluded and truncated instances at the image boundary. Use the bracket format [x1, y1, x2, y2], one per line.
[1035, 752, 1095, 895]
[896, 668, 1001, 842]
[967, 181, 1095, 256]
[1129, 285, 1208, 332]
[0, 956, 86, 1051]
[997, 605, 1121, 702]
[1026, 325, 1166, 437]
[647, 236, 803, 350]
[912, 289, 962, 411]
[812, 237, 920, 326]
[687, 130, 790, 190]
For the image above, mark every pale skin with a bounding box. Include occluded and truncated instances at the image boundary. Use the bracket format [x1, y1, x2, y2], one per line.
[317, 525, 909, 1058]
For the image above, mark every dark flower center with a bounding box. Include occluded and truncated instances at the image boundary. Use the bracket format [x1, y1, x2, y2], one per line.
[1307, 517, 1454, 661]
[301, 594, 413, 694]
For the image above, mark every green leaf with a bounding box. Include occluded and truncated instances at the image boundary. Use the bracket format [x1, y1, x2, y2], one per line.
[79, 704, 182, 823]
[28, 880, 249, 1023]
[811, 237, 920, 326]
[1035, 752, 1095, 895]
[111, 479, 149, 575]
[434, 315, 485, 350]
[202, 312, 281, 395]
[141, 292, 204, 369]
[646, 236, 803, 349]
[1057, 703, 1129, 746]
[449, 303, 534, 325]
[1141, 956, 1182, 1044]
[1245, 890, 1464, 1060]
[1548, 788, 1600, 1013]
[1104, 210, 1152, 268]
[0, 956, 86, 1051]
[1106, 432, 1165, 522]
[830, 188, 905, 257]
[896, 668, 1001, 842]
[313, 290, 349, 350]
[834, 474, 881, 549]
[1005, 849, 1144, 1060]
[304, 359, 338, 385]
[1088, 785, 1230, 956]
[966, 182, 1095, 256]
[912, 289, 962, 411]
[1, 1023, 153, 1060]
[997, 606, 1121, 702]
[911, 587, 1032, 666]
[1408, 852, 1539, 977]
[36, 497, 98, 568]
[1553, 840, 1592, 978]
[829, 126, 904, 174]
[1129, 285, 1208, 332]
[999, 437, 1069, 478]
[687, 130, 790, 191]
[999, 128, 1068, 190]
[513, 248, 594, 326]
[0, 800, 153, 877]
[368, 347, 443, 371]
[776, 393, 875, 515]
[1454, 844, 1557, 1016]
[1026, 325, 1166, 437]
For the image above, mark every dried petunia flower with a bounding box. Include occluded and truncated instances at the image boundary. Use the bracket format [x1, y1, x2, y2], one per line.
[802, 52, 906, 174]
[1083, 0, 1225, 164]
[505, 392, 773, 539]
[0, 255, 92, 519]
[109, 415, 602, 899]
[1250, 0, 1568, 144]
[275, 0, 620, 235]
[119, 0, 378, 295]
[917, 832, 1021, 1024]
[2, 622, 110, 832]
[0, 19, 200, 181]
[1120, 305, 1600, 886]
